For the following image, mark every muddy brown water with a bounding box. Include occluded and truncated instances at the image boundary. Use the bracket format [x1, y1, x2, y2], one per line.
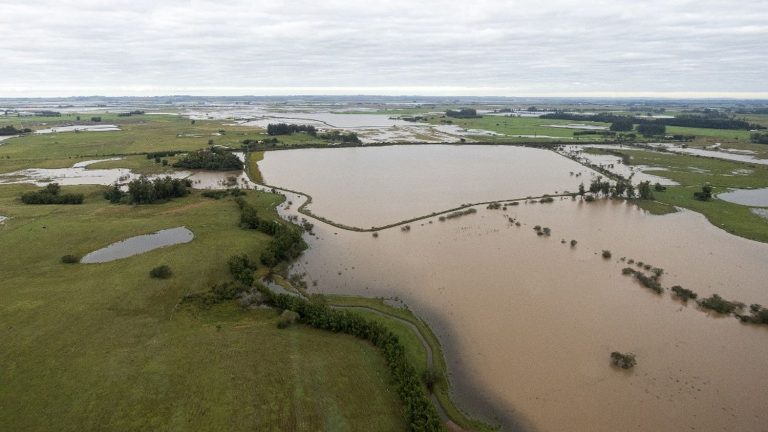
[259, 145, 595, 228]
[259, 145, 768, 432]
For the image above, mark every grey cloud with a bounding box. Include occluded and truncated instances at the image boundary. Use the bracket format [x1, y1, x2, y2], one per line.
[0, 0, 766, 96]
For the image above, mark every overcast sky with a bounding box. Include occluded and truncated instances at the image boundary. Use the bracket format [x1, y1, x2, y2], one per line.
[1, 0, 767, 97]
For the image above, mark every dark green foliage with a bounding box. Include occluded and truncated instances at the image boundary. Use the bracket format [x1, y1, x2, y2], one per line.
[539, 196, 554, 203]
[751, 132, 768, 144]
[234, 198, 307, 267]
[610, 117, 634, 132]
[172, 149, 244, 170]
[486, 202, 501, 209]
[0, 125, 31, 135]
[621, 267, 635, 275]
[736, 304, 768, 325]
[445, 108, 479, 118]
[125, 176, 190, 204]
[542, 111, 762, 130]
[103, 184, 125, 203]
[637, 181, 654, 200]
[257, 285, 444, 431]
[90, 116, 102, 122]
[146, 150, 181, 159]
[637, 123, 666, 136]
[693, 184, 713, 201]
[149, 265, 172, 279]
[570, 239, 577, 247]
[633, 272, 663, 294]
[578, 183, 586, 196]
[698, 294, 742, 314]
[654, 182, 666, 192]
[227, 254, 257, 286]
[61, 254, 79, 264]
[584, 195, 596, 202]
[671, 286, 697, 302]
[602, 250, 612, 259]
[422, 368, 443, 393]
[21, 183, 84, 204]
[318, 130, 361, 144]
[201, 190, 228, 199]
[266, 123, 317, 136]
[610, 352, 637, 369]
[277, 309, 300, 329]
[589, 177, 611, 196]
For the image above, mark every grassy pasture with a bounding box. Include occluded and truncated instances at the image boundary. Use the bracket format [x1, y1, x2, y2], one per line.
[0, 185, 407, 431]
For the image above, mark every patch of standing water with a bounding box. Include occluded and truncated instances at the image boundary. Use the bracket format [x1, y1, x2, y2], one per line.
[80, 227, 194, 263]
[545, 123, 608, 130]
[0, 215, 8, 224]
[648, 143, 768, 165]
[717, 187, 768, 206]
[71, 157, 125, 168]
[751, 208, 768, 219]
[34, 124, 120, 134]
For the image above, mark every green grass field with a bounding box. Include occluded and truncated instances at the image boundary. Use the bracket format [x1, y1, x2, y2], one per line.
[588, 148, 768, 242]
[0, 185, 407, 431]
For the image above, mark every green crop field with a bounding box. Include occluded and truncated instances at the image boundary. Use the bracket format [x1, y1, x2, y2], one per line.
[0, 185, 407, 432]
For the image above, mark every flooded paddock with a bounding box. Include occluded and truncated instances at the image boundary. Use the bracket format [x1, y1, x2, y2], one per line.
[717, 187, 768, 206]
[259, 145, 595, 228]
[258, 145, 768, 432]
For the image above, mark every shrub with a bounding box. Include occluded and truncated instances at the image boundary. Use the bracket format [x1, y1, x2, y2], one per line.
[277, 309, 301, 328]
[570, 239, 577, 247]
[633, 272, 663, 294]
[539, 196, 554, 203]
[602, 250, 612, 259]
[487, 202, 501, 210]
[61, 254, 79, 264]
[621, 267, 635, 275]
[693, 184, 713, 201]
[584, 195, 595, 202]
[610, 352, 637, 369]
[227, 254, 257, 286]
[149, 265, 172, 279]
[671, 286, 697, 302]
[21, 183, 84, 205]
[698, 294, 742, 314]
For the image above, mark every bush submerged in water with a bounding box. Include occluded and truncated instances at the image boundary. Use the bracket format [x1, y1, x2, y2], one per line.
[610, 351, 637, 369]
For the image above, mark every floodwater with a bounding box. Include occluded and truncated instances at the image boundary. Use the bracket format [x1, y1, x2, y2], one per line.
[545, 123, 608, 130]
[648, 143, 768, 165]
[259, 145, 594, 228]
[34, 124, 120, 134]
[80, 227, 194, 263]
[559, 145, 679, 185]
[718, 187, 768, 206]
[258, 145, 768, 432]
[0, 215, 7, 224]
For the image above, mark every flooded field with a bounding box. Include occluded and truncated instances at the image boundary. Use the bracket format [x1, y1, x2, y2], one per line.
[259, 145, 768, 432]
[648, 143, 768, 165]
[259, 145, 595, 228]
[718, 187, 768, 206]
[34, 124, 120, 134]
[80, 227, 194, 263]
[559, 145, 679, 185]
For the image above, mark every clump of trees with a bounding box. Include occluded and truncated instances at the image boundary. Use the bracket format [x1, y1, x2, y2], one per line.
[227, 254, 257, 286]
[146, 151, 181, 159]
[609, 117, 634, 132]
[149, 265, 172, 279]
[173, 149, 243, 170]
[671, 286, 698, 302]
[487, 202, 501, 209]
[637, 181, 654, 200]
[318, 130, 361, 144]
[106, 176, 191, 204]
[266, 123, 317, 136]
[0, 125, 31, 135]
[698, 294, 743, 314]
[445, 108, 480, 118]
[21, 183, 84, 204]
[610, 351, 637, 369]
[693, 184, 713, 201]
[751, 132, 768, 144]
[636, 123, 666, 136]
[602, 250, 612, 259]
[201, 188, 246, 200]
[277, 309, 301, 329]
[235, 197, 307, 267]
[736, 304, 768, 325]
[439, 208, 477, 221]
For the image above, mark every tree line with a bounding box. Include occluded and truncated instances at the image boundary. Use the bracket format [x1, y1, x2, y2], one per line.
[541, 111, 764, 131]
[235, 197, 307, 267]
[445, 108, 480, 118]
[266, 123, 317, 136]
[0, 125, 31, 135]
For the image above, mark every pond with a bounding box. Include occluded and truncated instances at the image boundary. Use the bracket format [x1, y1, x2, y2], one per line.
[718, 187, 768, 206]
[258, 145, 596, 228]
[80, 227, 194, 263]
[257, 145, 768, 432]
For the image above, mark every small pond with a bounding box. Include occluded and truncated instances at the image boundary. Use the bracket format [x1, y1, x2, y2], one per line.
[718, 187, 768, 206]
[80, 227, 194, 263]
